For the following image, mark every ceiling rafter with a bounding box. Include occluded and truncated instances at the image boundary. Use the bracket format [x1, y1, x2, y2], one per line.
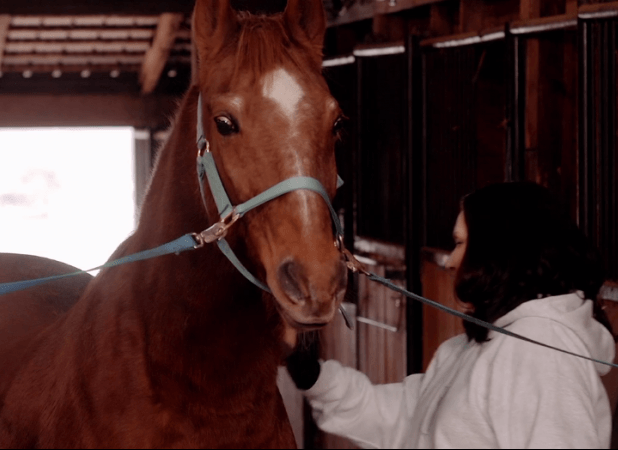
[140, 13, 184, 94]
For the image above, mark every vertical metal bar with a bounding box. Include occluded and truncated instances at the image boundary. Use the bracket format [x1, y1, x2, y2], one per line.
[603, 20, 617, 279]
[354, 56, 362, 243]
[505, 25, 526, 182]
[421, 53, 428, 253]
[606, 20, 618, 280]
[600, 21, 609, 274]
[134, 128, 152, 225]
[405, 34, 424, 375]
[578, 19, 593, 237]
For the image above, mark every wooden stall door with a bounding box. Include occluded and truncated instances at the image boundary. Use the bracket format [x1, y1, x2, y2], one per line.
[357, 264, 407, 385]
[420, 247, 465, 371]
[317, 255, 407, 449]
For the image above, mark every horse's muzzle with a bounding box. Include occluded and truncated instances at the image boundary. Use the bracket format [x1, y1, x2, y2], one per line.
[276, 257, 347, 325]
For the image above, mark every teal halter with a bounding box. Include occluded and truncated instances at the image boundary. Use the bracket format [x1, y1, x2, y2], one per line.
[194, 94, 345, 293]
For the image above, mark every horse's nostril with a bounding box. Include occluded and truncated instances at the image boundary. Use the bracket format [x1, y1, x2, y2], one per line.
[278, 260, 308, 304]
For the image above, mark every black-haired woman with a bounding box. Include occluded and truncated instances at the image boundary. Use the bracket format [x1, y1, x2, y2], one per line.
[287, 181, 615, 448]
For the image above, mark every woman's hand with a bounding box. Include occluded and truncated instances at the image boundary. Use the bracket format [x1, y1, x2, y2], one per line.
[285, 340, 321, 390]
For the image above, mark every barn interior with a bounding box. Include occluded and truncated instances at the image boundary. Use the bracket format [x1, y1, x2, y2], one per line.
[1, 0, 618, 448]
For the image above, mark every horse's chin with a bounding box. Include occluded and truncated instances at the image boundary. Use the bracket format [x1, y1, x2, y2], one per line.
[279, 310, 328, 356]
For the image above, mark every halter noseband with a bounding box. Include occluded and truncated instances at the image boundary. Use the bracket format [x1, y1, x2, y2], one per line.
[194, 94, 353, 293]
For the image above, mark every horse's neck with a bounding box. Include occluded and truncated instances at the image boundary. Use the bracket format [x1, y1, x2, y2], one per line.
[77, 87, 282, 399]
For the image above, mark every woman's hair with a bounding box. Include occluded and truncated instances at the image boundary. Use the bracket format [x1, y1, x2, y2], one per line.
[455, 181, 614, 343]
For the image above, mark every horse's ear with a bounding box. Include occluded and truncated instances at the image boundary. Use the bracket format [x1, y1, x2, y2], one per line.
[283, 0, 326, 55]
[193, 0, 239, 63]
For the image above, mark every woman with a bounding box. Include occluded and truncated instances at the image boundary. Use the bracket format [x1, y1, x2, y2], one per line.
[287, 182, 616, 448]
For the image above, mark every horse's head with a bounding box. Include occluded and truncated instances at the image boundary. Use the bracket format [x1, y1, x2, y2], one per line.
[193, 0, 348, 338]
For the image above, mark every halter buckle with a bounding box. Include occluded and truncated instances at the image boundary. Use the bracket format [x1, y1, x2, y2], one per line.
[193, 209, 241, 248]
[335, 235, 370, 276]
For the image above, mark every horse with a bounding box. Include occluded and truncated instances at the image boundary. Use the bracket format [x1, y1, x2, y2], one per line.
[0, 0, 349, 446]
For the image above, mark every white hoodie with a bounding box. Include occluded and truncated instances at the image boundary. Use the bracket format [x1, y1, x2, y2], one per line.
[305, 293, 616, 449]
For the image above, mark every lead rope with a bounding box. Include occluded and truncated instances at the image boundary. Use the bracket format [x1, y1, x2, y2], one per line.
[1, 94, 616, 371]
[1, 226, 617, 370]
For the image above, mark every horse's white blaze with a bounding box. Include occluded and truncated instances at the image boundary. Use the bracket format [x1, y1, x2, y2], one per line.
[262, 68, 313, 222]
[262, 68, 304, 120]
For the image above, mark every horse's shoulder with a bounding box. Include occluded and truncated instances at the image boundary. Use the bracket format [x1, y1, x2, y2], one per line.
[0, 253, 93, 367]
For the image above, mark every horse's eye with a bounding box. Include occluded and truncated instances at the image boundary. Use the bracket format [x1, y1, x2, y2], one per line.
[214, 116, 238, 136]
[333, 116, 346, 137]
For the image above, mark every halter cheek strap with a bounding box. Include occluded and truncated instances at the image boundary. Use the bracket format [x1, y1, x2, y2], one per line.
[195, 94, 345, 293]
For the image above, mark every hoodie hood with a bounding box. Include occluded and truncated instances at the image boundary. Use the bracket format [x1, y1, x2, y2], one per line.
[493, 292, 616, 376]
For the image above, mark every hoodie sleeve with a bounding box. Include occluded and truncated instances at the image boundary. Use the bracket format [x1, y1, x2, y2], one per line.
[484, 318, 611, 449]
[304, 359, 422, 449]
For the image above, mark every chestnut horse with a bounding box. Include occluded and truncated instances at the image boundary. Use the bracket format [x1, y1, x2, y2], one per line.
[0, 0, 348, 447]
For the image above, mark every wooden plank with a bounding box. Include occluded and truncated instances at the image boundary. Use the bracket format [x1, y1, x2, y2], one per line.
[420, 248, 464, 370]
[524, 38, 539, 176]
[459, 0, 485, 33]
[566, 0, 577, 16]
[521, 0, 541, 180]
[579, 1, 618, 18]
[0, 93, 177, 128]
[429, 2, 457, 37]
[0, 0, 195, 15]
[383, 273, 407, 383]
[319, 302, 359, 449]
[320, 302, 357, 369]
[372, 13, 406, 42]
[0, 0, 287, 16]
[510, 13, 577, 33]
[140, 13, 184, 95]
[374, 0, 447, 15]
[519, 0, 540, 20]
[0, 15, 10, 70]
[359, 265, 386, 384]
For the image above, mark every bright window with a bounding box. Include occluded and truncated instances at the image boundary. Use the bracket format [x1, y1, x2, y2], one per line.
[0, 127, 136, 271]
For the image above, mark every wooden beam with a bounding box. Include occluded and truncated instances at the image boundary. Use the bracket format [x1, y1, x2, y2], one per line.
[0, 0, 285, 16]
[140, 13, 184, 95]
[566, 0, 577, 16]
[0, 93, 178, 128]
[374, 0, 447, 15]
[520, 0, 540, 20]
[429, 2, 457, 37]
[0, 0, 194, 15]
[0, 15, 11, 70]
[459, 0, 486, 33]
[579, 1, 618, 18]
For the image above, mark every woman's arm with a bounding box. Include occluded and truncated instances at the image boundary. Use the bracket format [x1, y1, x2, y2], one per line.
[304, 359, 422, 449]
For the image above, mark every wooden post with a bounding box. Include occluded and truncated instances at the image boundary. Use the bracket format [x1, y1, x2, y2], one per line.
[0, 15, 11, 70]
[459, 0, 486, 33]
[520, 0, 541, 182]
[140, 13, 184, 94]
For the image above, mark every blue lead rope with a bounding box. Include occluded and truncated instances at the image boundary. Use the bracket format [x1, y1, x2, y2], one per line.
[1, 92, 616, 371]
[1, 238, 617, 370]
[0, 234, 197, 296]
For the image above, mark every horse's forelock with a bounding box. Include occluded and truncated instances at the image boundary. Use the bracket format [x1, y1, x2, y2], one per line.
[232, 13, 321, 83]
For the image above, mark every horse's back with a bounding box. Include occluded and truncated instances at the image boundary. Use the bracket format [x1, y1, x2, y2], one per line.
[0, 253, 93, 367]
